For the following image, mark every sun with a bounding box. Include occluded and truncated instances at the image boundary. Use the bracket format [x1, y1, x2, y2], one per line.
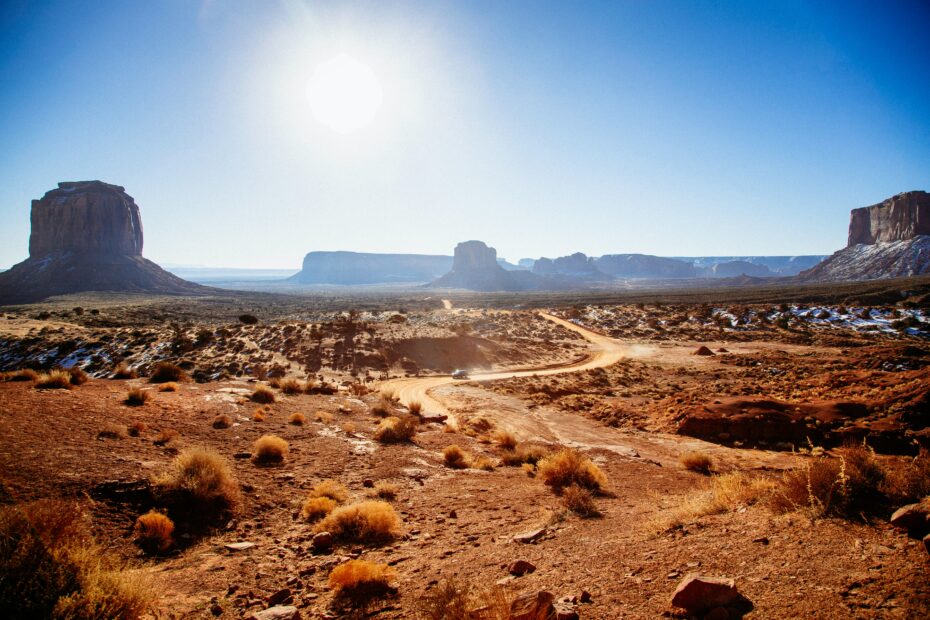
[306, 54, 383, 134]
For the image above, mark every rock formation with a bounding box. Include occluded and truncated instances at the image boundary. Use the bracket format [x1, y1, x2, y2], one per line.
[533, 252, 609, 280]
[709, 260, 773, 278]
[594, 254, 697, 279]
[429, 241, 550, 291]
[0, 181, 211, 304]
[289, 251, 452, 285]
[801, 191, 930, 282]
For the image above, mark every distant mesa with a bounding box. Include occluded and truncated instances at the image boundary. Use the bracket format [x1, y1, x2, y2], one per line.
[594, 254, 697, 279]
[290, 251, 452, 285]
[533, 252, 609, 280]
[429, 241, 550, 291]
[801, 191, 930, 282]
[0, 181, 211, 305]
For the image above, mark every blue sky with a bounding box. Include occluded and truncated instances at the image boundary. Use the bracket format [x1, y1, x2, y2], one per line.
[1, 0, 928, 269]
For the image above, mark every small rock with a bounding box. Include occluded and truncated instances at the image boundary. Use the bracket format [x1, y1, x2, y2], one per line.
[579, 590, 592, 603]
[449, 510, 457, 519]
[210, 603, 223, 616]
[554, 601, 579, 620]
[311, 532, 333, 553]
[363, 479, 374, 488]
[890, 502, 930, 536]
[752, 536, 769, 545]
[508, 559, 536, 576]
[671, 574, 740, 614]
[513, 528, 546, 544]
[233, 452, 252, 459]
[509, 591, 555, 620]
[266, 588, 291, 606]
[225, 542, 256, 552]
[248, 606, 300, 620]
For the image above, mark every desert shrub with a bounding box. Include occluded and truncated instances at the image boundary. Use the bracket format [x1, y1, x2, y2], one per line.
[149, 362, 187, 384]
[252, 410, 265, 422]
[155, 447, 240, 524]
[68, 367, 89, 386]
[472, 457, 496, 471]
[251, 385, 276, 404]
[8, 368, 39, 382]
[280, 378, 304, 394]
[157, 382, 178, 393]
[308, 480, 349, 503]
[493, 430, 518, 451]
[111, 363, 137, 379]
[133, 511, 174, 554]
[301, 497, 337, 522]
[407, 400, 423, 415]
[443, 445, 471, 469]
[316, 411, 334, 423]
[500, 445, 548, 467]
[288, 412, 305, 426]
[97, 424, 126, 440]
[372, 482, 399, 500]
[562, 484, 599, 517]
[35, 370, 72, 390]
[268, 377, 282, 389]
[462, 416, 494, 437]
[127, 421, 147, 437]
[152, 429, 179, 446]
[374, 416, 418, 444]
[537, 449, 607, 493]
[883, 450, 930, 502]
[328, 559, 396, 601]
[415, 577, 511, 620]
[252, 435, 288, 464]
[0, 500, 150, 619]
[314, 501, 402, 543]
[124, 388, 150, 406]
[654, 472, 775, 531]
[680, 451, 714, 474]
[341, 422, 356, 434]
[371, 393, 396, 417]
[211, 414, 231, 429]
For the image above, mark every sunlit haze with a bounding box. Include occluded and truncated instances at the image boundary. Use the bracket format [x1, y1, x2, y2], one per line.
[1, 0, 928, 269]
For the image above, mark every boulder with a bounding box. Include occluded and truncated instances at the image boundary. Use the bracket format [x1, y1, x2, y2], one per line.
[694, 346, 715, 356]
[311, 531, 334, 552]
[923, 533, 930, 557]
[513, 527, 547, 544]
[248, 606, 300, 620]
[671, 574, 740, 614]
[509, 591, 555, 620]
[508, 559, 536, 576]
[890, 501, 930, 536]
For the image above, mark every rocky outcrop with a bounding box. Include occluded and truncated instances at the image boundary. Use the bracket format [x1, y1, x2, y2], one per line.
[801, 191, 930, 282]
[594, 254, 697, 279]
[289, 251, 452, 285]
[533, 253, 609, 280]
[0, 181, 211, 305]
[848, 191, 930, 246]
[429, 241, 552, 291]
[709, 260, 773, 278]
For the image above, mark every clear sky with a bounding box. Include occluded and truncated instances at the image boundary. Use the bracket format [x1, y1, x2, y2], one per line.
[1, 0, 928, 269]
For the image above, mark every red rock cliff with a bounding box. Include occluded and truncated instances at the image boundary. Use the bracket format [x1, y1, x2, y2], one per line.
[847, 191, 930, 246]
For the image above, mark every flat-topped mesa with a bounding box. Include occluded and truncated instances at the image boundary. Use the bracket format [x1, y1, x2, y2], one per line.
[453, 240, 499, 271]
[29, 181, 143, 257]
[848, 191, 930, 247]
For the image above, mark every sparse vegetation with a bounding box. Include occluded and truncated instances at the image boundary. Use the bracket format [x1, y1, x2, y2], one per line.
[443, 445, 471, 469]
[157, 382, 178, 392]
[124, 387, 150, 406]
[5, 368, 38, 382]
[133, 511, 174, 554]
[251, 385, 276, 404]
[127, 421, 147, 437]
[155, 447, 240, 524]
[407, 400, 422, 415]
[538, 448, 608, 493]
[252, 410, 265, 422]
[68, 367, 89, 386]
[288, 412, 305, 425]
[251, 434, 288, 464]
[35, 370, 72, 390]
[111, 363, 137, 379]
[493, 430, 518, 450]
[153, 428, 179, 446]
[328, 559, 396, 601]
[680, 450, 715, 474]
[371, 393, 396, 417]
[308, 480, 349, 503]
[372, 481, 399, 500]
[280, 378, 304, 394]
[315, 411, 334, 423]
[149, 362, 187, 384]
[500, 445, 548, 466]
[562, 483, 599, 517]
[211, 414, 231, 429]
[341, 421, 356, 434]
[314, 500, 402, 543]
[374, 415, 418, 444]
[301, 496, 337, 522]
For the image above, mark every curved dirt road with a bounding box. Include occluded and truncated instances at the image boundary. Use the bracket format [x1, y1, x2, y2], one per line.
[379, 312, 634, 427]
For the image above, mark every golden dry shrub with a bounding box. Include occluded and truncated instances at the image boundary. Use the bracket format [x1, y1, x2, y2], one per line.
[212, 414, 232, 429]
[472, 457, 496, 471]
[280, 378, 304, 394]
[493, 430, 518, 451]
[562, 483, 599, 517]
[315, 411, 334, 423]
[252, 434, 288, 464]
[0, 500, 151, 619]
[416, 577, 511, 620]
[152, 428, 179, 446]
[680, 451, 714, 475]
[314, 501, 402, 543]
[537, 448, 608, 493]
[35, 370, 72, 390]
[155, 447, 240, 523]
[443, 445, 471, 469]
[308, 480, 349, 503]
[407, 400, 423, 416]
[252, 410, 266, 422]
[288, 412, 305, 426]
[149, 362, 187, 384]
[374, 415, 418, 444]
[157, 382, 178, 393]
[251, 385, 276, 404]
[341, 422, 356, 434]
[370, 393, 396, 417]
[301, 496, 337, 522]
[124, 387, 151, 406]
[500, 445, 548, 467]
[8, 368, 39, 382]
[68, 367, 89, 386]
[111, 362, 137, 379]
[372, 481, 399, 500]
[127, 421, 147, 437]
[133, 511, 174, 554]
[327, 559, 396, 600]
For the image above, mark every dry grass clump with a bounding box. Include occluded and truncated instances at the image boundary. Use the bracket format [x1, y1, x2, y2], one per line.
[328, 559, 397, 601]
[251, 385, 276, 404]
[472, 457, 497, 471]
[212, 414, 232, 429]
[500, 445, 548, 467]
[883, 449, 930, 502]
[301, 497, 337, 522]
[149, 362, 187, 384]
[316, 411, 334, 423]
[562, 484, 600, 517]
[153, 428, 179, 446]
[252, 434, 289, 464]
[0, 499, 151, 619]
[309, 480, 350, 503]
[537, 448, 608, 493]
[415, 577, 511, 620]
[68, 367, 89, 386]
[407, 400, 423, 415]
[6, 368, 39, 382]
[654, 472, 775, 531]
[288, 412, 306, 426]
[371, 393, 396, 417]
[372, 481, 399, 500]
[493, 430, 518, 451]
[280, 378, 304, 394]
[314, 500, 402, 543]
[133, 511, 174, 554]
[97, 424, 126, 440]
[374, 415, 418, 444]
[341, 422, 356, 434]
[35, 370, 73, 390]
[680, 451, 715, 475]
[127, 421, 147, 437]
[124, 387, 151, 406]
[157, 382, 178, 393]
[443, 445, 471, 469]
[461, 416, 494, 437]
[252, 410, 266, 422]
[111, 363, 137, 379]
[155, 447, 240, 524]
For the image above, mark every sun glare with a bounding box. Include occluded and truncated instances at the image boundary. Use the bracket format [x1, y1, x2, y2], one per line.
[306, 53, 383, 134]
